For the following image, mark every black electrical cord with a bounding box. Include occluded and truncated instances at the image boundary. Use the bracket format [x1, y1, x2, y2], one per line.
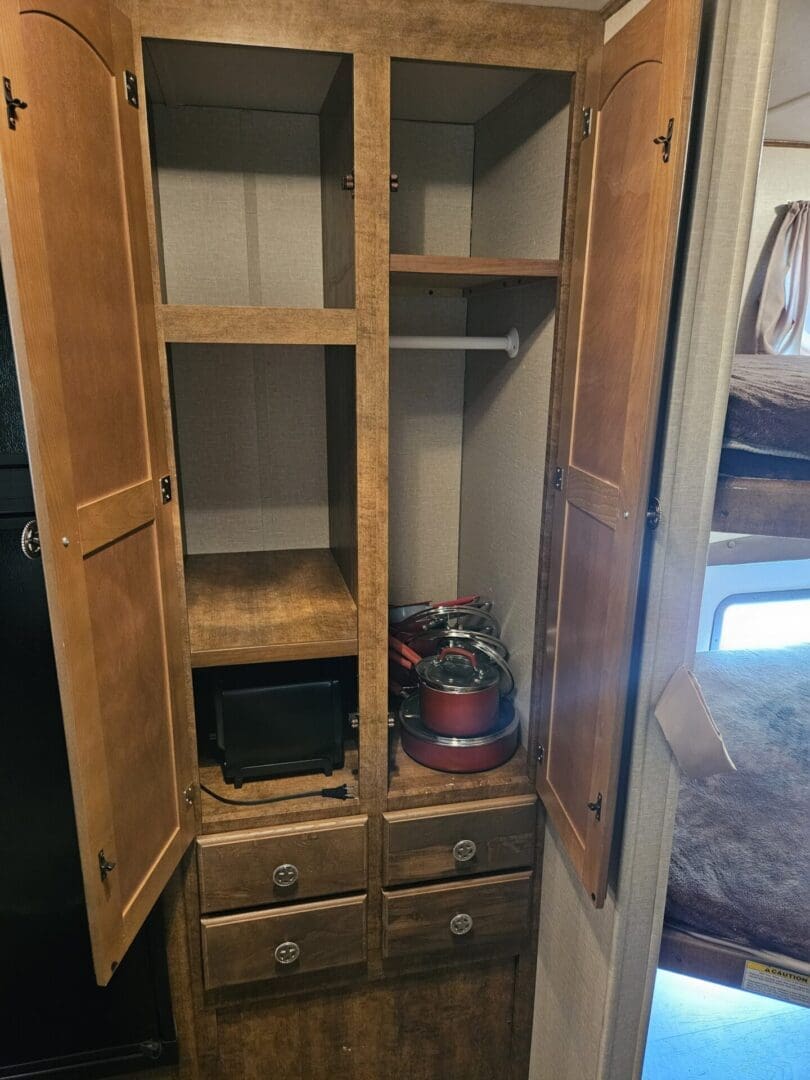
[199, 782, 351, 807]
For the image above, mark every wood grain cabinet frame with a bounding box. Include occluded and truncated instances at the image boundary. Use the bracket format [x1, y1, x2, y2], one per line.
[197, 816, 368, 913]
[382, 872, 532, 960]
[383, 796, 537, 886]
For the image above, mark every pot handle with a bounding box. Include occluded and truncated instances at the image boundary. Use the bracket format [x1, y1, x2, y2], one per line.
[437, 646, 478, 668]
[389, 634, 423, 667]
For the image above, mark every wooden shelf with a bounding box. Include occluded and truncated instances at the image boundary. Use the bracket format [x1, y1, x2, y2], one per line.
[186, 549, 358, 668]
[198, 748, 360, 833]
[387, 734, 533, 811]
[389, 253, 561, 291]
[161, 304, 356, 346]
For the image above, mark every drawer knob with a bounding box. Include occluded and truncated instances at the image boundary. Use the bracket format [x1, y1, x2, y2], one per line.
[274, 941, 301, 965]
[272, 863, 299, 888]
[452, 839, 477, 863]
[449, 912, 474, 937]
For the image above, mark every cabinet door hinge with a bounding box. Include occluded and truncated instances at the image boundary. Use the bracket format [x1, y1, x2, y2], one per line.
[183, 783, 194, 806]
[582, 106, 593, 139]
[653, 118, 674, 163]
[98, 848, 116, 881]
[160, 475, 172, 503]
[124, 70, 139, 108]
[4, 76, 27, 130]
[553, 466, 565, 491]
[536, 744, 545, 764]
[586, 793, 603, 822]
[646, 496, 661, 530]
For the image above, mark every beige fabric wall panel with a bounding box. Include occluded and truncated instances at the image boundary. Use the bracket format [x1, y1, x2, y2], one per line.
[471, 74, 571, 260]
[152, 105, 325, 307]
[459, 282, 557, 743]
[390, 121, 474, 256]
[737, 146, 810, 351]
[171, 344, 329, 554]
[389, 294, 468, 603]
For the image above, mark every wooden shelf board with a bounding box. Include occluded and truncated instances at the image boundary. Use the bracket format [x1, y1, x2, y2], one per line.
[387, 734, 533, 811]
[389, 253, 561, 291]
[161, 304, 356, 346]
[198, 747, 360, 833]
[186, 548, 358, 668]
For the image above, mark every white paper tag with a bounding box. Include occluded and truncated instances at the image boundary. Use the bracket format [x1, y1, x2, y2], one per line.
[741, 961, 810, 1008]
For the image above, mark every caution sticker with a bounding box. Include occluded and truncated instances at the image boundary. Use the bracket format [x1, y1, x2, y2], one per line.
[741, 961, 810, 1008]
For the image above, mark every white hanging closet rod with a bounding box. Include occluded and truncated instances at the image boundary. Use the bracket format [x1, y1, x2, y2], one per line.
[389, 328, 519, 359]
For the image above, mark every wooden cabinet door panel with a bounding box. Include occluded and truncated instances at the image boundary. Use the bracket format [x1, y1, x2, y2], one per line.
[536, 0, 700, 905]
[0, 0, 194, 982]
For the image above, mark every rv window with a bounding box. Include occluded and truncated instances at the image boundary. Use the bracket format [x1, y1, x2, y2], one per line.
[710, 590, 810, 651]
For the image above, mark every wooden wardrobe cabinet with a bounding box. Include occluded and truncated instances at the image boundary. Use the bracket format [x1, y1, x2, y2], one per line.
[0, 0, 699, 1076]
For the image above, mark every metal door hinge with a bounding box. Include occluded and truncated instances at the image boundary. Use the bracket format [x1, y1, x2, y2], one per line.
[183, 783, 194, 807]
[582, 106, 593, 139]
[351, 712, 396, 729]
[341, 171, 355, 194]
[536, 744, 545, 764]
[553, 466, 565, 491]
[390, 172, 399, 192]
[98, 848, 116, 881]
[653, 118, 674, 163]
[586, 793, 603, 822]
[646, 496, 661, 530]
[160, 475, 172, 503]
[124, 70, 139, 108]
[4, 76, 27, 130]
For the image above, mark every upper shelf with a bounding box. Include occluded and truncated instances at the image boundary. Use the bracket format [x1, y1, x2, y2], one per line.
[185, 548, 358, 668]
[389, 254, 561, 291]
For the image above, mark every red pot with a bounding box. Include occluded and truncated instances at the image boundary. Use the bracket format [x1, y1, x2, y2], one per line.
[399, 695, 519, 773]
[415, 646, 502, 737]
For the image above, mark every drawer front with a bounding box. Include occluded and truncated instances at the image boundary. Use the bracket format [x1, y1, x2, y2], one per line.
[197, 816, 367, 913]
[382, 872, 531, 959]
[201, 895, 367, 990]
[383, 796, 536, 886]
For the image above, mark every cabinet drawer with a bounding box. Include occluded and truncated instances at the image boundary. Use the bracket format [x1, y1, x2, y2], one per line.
[382, 872, 531, 959]
[197, 816, 367, 913]
[383, 796, 536, 886]
[201, 894, 367, 989]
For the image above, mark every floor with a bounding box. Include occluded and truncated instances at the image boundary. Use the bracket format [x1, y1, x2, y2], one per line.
[642, 969, 810, 1080]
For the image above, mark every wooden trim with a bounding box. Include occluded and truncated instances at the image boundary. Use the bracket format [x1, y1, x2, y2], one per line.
[713, 475, 810, 540]
[390, 253, 561, 290]
[600, 0, 633, 19]
[77, 479, 155, 556]
[707, 533, 810, 565]
[160, 305, 357, 346]
[659, 925, 810, 990]
[137, 0, 602, 73]
[763, 139, 810, 150]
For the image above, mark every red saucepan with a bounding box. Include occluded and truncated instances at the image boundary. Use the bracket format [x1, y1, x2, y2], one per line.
[414, 646, 512, 737]
[399, 694, 519, 773]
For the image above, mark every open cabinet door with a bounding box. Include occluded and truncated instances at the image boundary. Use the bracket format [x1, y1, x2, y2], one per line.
[536, 0, 700, 906]
[0, 0, 194, 982]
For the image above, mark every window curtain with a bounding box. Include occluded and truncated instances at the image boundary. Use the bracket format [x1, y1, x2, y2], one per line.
[755, 200, 810, 355]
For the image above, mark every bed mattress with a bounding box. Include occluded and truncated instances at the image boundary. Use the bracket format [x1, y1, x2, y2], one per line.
[665, 646, 810, 964]
[721, 355, 810, 477]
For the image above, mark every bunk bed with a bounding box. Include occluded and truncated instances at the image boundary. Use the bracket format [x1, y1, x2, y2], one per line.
[713, 354, 810, 538]
[660, 645, 810, 991]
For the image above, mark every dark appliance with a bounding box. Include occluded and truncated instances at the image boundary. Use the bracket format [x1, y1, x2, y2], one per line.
[216, 678, 345, 786]
[0, 271, 177, 1079]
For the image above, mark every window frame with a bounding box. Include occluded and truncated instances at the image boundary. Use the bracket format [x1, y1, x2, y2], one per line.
[709, 587, 810, 650]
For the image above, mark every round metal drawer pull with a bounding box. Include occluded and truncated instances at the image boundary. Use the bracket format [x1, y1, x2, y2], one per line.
[449, 913, 474, 937]
[452, 839, 477, 863]
[272, 863, 299, 888]
[274, 941, 301, 965]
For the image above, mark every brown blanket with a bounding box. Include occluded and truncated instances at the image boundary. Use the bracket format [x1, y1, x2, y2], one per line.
[725, 354, 810, 461]
[666, 646, 810, 964]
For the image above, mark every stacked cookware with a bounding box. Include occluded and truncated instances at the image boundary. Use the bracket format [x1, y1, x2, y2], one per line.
[388, 597, 518, 773]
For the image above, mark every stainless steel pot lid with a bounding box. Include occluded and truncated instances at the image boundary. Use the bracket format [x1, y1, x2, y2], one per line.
[406, 627, 509, 660]
[399, 694, 518, 746]
[416, 646, 500, 693]
[394, 604, 501, 639]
